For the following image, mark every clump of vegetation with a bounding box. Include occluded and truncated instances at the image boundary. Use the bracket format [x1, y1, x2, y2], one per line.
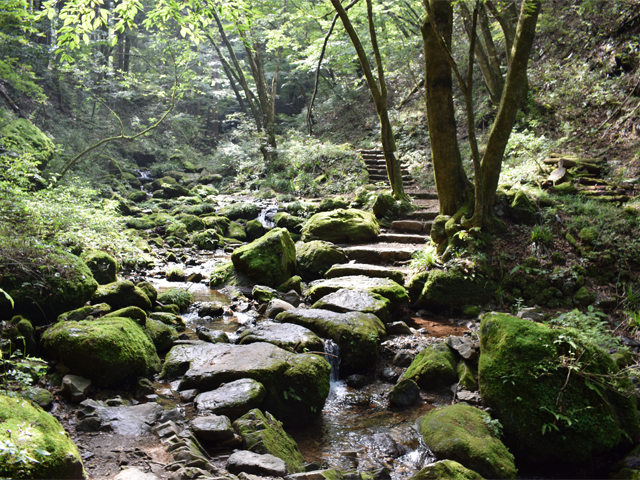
[157, 288, 193, 312]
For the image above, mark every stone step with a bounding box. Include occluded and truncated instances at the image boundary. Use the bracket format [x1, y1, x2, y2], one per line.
[410, 190, 439, 200]
[378, 233, 427, 244]
[406, 210, 439, 221]
[390, 220, 433, 234]
[342, 244, 421, 264]
[360, 149, 383, 154]
[324, 263, 405, 285]
[362, 155, 386, 160]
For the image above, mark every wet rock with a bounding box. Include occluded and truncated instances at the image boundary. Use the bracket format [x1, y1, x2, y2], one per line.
[388, 379, 420, 408]
[380, 367, 402, 383]
[195, 378, 266, 419]
[295, 240, 348, 280]
[266, 299, 295, 318]
[409, 460, 483, 480]
[516, 306, 544, 322]
[386, 321, 412, 335]
[324, 264, 404, 286]
[401, 343, 457, 389]
[345, 374, 371, 389]
[445, 336, 478, 361]
[191, 414, 235, 442]
[198, 302, 225, 317]
[92, 280, 152, 311]
[301, 209, 379, 244]
[312, 289, 391, 324]
[368, 433, 408, 458]
[276, 308, 385, 375]
[306, 276, 408, 311]
[179, 389, 199, 402]
[418, 404, 516, 479]
[238, 323, 324, 353]
[281, 290, 303, 307]
[149, 312, 186, 332]
[196, 327, 229, 344]
[231, 228, 297, 288]
[146, 318, 179, 352]
[0, 394, 84, 479]
[62, 374, 91, 402]
[162, 342, 330, 426]
[253, 285, 278, 303]
[227, 451, 287, 477]
[234, 409, 305, 473]
[43, 317, 160, 387]
[114, 467, 160, 480]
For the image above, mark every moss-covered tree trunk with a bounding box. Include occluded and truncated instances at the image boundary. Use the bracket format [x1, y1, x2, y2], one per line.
[421, 0, 471, 215]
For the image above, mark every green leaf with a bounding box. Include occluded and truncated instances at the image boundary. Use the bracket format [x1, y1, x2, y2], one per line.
[0, 288, 14, 308]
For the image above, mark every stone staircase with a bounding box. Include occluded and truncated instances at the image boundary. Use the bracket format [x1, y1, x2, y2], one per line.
[360, 149, 416, 189]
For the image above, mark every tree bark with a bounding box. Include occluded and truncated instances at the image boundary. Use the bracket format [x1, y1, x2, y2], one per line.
[480, 0, 542, 222]
[421, 0, 470, 215]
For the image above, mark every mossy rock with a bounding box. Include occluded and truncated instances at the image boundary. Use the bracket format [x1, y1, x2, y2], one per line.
[508, 190, 538, 225]
[415, 269, 492, 310]
[192, 229, 223, 250]
[252, 285, 278, 303]
[227, 221, 247, 241]
[233, 409, 305, 473]
[579, 226, 598, 246]
[104, 306, 147, 326]
[372, 192, 399, 220]
[457, 359, 478, 390]
[409, 460, 484, 480]
[146, 318, 178, 353]
[573, 286, 594, 307]
[149, 312, 186, 332]
[202, 215, 231, 234]
[208, 262, 252, 288]
[278, 275, 302, 295]
[301, 209, 379, 243]
[154, 183, 192, 199]
[57, 303, 111, 322]
[0, 395, 85, 479]
[2, 316, 36, 355]
[0, 119, 55, 170]
[128, 190, 149, 203]
[418, 403, 516, 479]
[43, 317, 160, 387]
[478, 313, 638, 463]
[402, 343, 458, 389]
[218, 203, 259, 220]
[91, 280, 152, 310]
[274, 212, 305, 234]
[429, 215, 449, 245]
[175, 213, 205, 232]
[318, 197, 350, 212]
[81, 250, 118, 285]
[165, 221, 189, 240]
[246, 219, 266, 240]
[295, 240, 348, 280]
[231, 228, 296, 288]
[0, 249, 98, 325]
[275, 308, 385, 375]
[611, 444, 640, 479]
[136, 281, 158, 304]
[306, 275, 409, 311]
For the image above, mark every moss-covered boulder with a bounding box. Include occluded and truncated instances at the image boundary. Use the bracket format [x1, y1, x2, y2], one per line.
[162, 342, 330, 426]
[91, 280, 152, 310]
[478, 313, 638, 463]
[414, 269, 492, 310]
[231, 228, 296, 288]
[402, 343, 458, 389]
[227, 221, 247, 241]
[275, 308, 385, 375]
[149, 312, 186, 332]
[175, 213, 205, 232]
[0, 249, 98, 325]
[296, 240, 347, 280]
[146, 318, 178, 353]
[104, 306, 147, 326]
[274, 212, 305, 233]
[238, 322, 324, 353]
[57, 303, 111, 322]
[81, 250, 118, 285]
[202, 215, 230, 234]
[208, 262, 252, 288]
[418, 403, 516, 479]
[318, 197, 350, 212]
[0, 119, 55, 170]
[372, 192, 399, 220]
[508, 190, 538, 225]
[305, 275, 409, 311]
[301, 209, 379, 243]
[43, 317, 160, 387]
[154, 183, 191, 199]
[312, 289, 391, 324]
[234, 409, 305, 473]
[192, 229, 223, 250]
[246, 219, 266, 240]
[0, 395, 85, 479]
[410, 460, 484, 480]
[218, 203, 259, 220]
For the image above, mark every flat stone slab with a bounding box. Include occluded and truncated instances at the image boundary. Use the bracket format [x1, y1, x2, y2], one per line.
[342, 245, 421, 264]
[227, 451, 287, 477]
[378, 233, 427, 244]
[305, 275, 409, 309]
[191, 414, 235, 441]
[195, 378, 266, 419]
[161, 342, 330, 426]
[311, 289, 391, 324]
[238, 322, 324, 353]
[390, 220, 428, 233]
[77, 400, 163, 436]
[324, 263, 404, 285]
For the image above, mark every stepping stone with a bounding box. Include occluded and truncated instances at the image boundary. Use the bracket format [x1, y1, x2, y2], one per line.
[194, 378, 266, 419]
[311, 288, 391, 323]
[406, 210, 439, 221]
[191, 414, 235, 442]
[238, 323, 324, 353]
[391, 220, 428, 233]
[324, 263, 405, 286]
[342, 244, 420, 264]
[378, 233, 426, 244]
[305, 275, 409, 308]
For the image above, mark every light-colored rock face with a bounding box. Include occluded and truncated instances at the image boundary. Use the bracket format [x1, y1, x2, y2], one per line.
[275, 308, 385, 375]
[226, 450, 288, 477]
[301, 208, 379, 243]
[305, 275, 409, 309]
[324, 263, 405, 285]
[238, 322, 324, 353]
[161, 341, 330, 427]
[311, 288, 391, 323]
[191, 415, 235, 442]
[195, 378, 266, 419]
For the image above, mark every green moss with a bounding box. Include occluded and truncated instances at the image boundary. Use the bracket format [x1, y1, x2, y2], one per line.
[175, 213, 205, 232]
[372, 192, 399, 220]
[410, 460, 485, 480]
[192, 229, 223, 250]
[416, 269, 492, 310]
[274, 212, 305, 233]
[403, 343, 458, 389]
[233, 409, 305, 473]
[478, 313, 638, 463]
[136, 281, 158, 304]
[305, 275, 409, 310]
[573, 286, 594, 307]
[231, 228, 297, 288]
[43, 317, 160, 387]
[81, 250, 118, 285]
[418, 404, 516, 479]
[278, 275, 302, 294]
[301, 209, 379, 243]
[149, 312, 186, 332]
[202, 215, 230, 234]
[579, 226, 598, 245]
[92, 280, 152, 310]
[252, 285, 278, 303]
[57, 303, 111, 322]
[218, 203, 259, 220]
[245, 219, 266, 240]
[458, 359, 478, 391]
[104, 306, 147, 326]
[0, 119, 55, 170]
[295, 240, 347, 280]
[227, 221, 247, 241]
[0, 395, 85, 479]
[146, 318, 178, 353]
[509, 190, 538, 225]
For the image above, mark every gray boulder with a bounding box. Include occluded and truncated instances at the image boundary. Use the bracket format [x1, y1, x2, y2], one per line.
[311, 288, 391, 323]
[195, 378, 266, 419]
[238, 323, 324, 353]
[226, 451, 287, 477]
[191, 414, 235, 442]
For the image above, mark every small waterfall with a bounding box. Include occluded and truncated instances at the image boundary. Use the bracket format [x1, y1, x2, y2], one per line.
[324, 339, 341, 382]
[257, 205, 278, 228]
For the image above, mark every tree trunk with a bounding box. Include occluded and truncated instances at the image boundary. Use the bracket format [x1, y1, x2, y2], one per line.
[421, 0, 470, 215]
[480, 0, 542, 222]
